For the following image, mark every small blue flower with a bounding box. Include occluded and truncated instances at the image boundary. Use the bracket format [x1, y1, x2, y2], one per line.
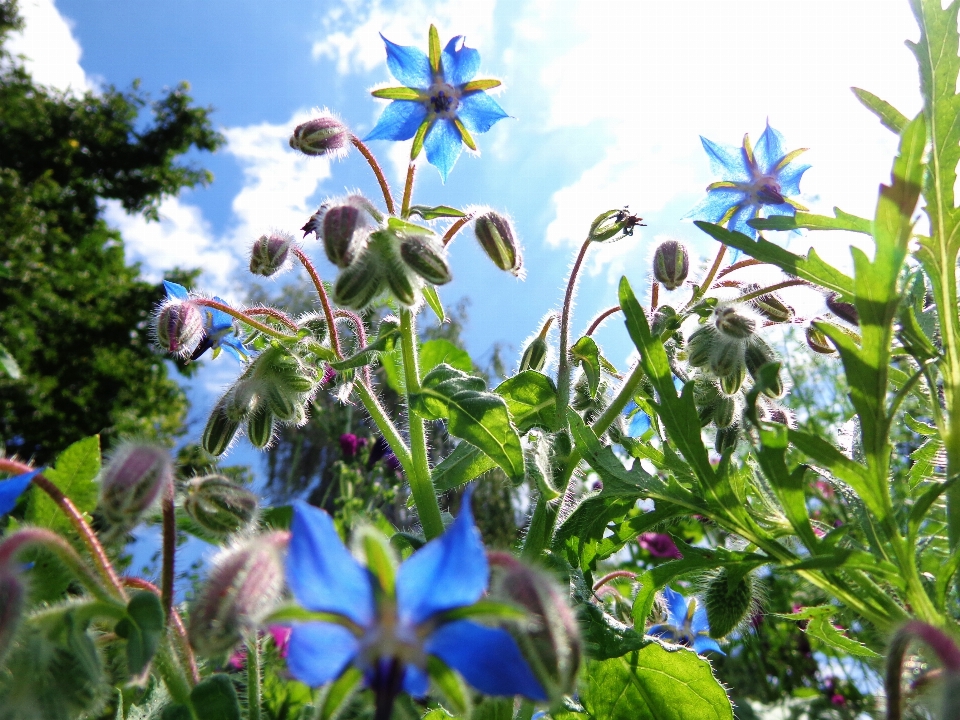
[647, 586, 724, 656]
[285, 487, 546, 716]
[686, 121, 810, 239]
[366, 25, 509, 182]
[0, 469, 40, 516]
[162, 281, 248, 362]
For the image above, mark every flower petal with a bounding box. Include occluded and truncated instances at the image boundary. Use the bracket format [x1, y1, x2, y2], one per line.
[683, 188, 747, 223]
[423, 118, 463, 183]
[647, 623, 678, 641]
[699, 136, 751, 183]
[365, 100, 429, 142]
[762, 203, 796, 218]
[693, 635, 725, 656]
[219, 336, 248, 363]
[691, 605, 710, 635]
[403, 664, 430, 697]
[661, 587, 689, 626]
[380, 34, 432, 89]
[163, 280, 189, 300]
[755, 121, 787, 175]
[396, 485, 486, 626]
[441, 36, 480, 86]
[728, 203, 759, 238]
[0, 469, 39, 515]
[426, 620, 547, 700]
[287, 501, 375, 627]
[286, 622, 360, 687]
[458, 92, 509, 134]
[777, 162, 811, 198]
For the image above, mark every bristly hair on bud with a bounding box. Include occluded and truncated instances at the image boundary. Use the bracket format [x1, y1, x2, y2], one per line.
[713, 304, 758, 340]
[805, 323, 837, 355]
[588, 206, 645, 242]
[652, 239, 690, 291]
[703, 567, 760, 639]
[289, 110, 351, 159]
[519, 314, 555, 373]
[249, 231, 295, 277]
[154, 300, 204, 358]
[188, 532, 288, 657]
[183, 475, 259, 540]
[303, 194, 378, 268]
[98, 442, 174, 536]
[474, 210, 525, 278]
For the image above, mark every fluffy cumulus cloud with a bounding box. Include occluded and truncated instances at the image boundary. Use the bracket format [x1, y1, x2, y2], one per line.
[6, 0, 91, 93]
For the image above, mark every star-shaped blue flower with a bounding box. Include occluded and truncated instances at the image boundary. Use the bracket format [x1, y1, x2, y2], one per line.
[647, 586, 724, 655]
[284, 487, 546, 716]
[365, 25, 509, 182]
[686, 121, 810, 239]
[0, 469, 40, 516]
[162, 281, 248, 362]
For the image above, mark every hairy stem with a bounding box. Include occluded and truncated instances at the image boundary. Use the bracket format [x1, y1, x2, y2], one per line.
[350, 136, 395, 216]
[651, 282, 659, 311]
[556, 239, 592, 420]
[161, 491, 176, 623]
[244, 307, 299, 332]
[585, 306, 621, 337]
[247, 634, 262, 720]
[193, 299, 296, 341]
[731, 279, 808, 304]
[124, 576, 199, 685]
[401, 162, 416, 219]
[442, 214, 474, 246]
[292, 247, 342, 358]
[684, 243, 727, 310]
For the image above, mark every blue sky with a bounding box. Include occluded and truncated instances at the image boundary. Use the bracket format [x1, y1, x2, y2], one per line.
[9, 0, 920, 463]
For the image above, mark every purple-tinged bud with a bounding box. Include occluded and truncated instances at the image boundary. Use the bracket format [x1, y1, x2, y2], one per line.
[183, 475, 259, 540]
[322, 204, 363, 268]
[767, 406, 796, 427]
[805, 324, 836, 355]
[588, 207, 645, 242]
[652, 240, 689, 290]
[744, 284, 794, 323]
[188, 532, 287, 657]
[333, 252, 382, 309]
[156, 301, 204, 357]
[704, 568, 755, 639]
[249, 232, 294, 277]
[99, 443, 173, 531]
[339, 433, 361, 458]
[474, 212, 524, 277]
[714, 306, 756, 339]
[0, 566, 24, 666]
[826, 293, 859, 326]
[399, 235, 452, 285]
[488, 553, 582, 700]
[745, 338, 783, 398]
[289, 115, 350, 158]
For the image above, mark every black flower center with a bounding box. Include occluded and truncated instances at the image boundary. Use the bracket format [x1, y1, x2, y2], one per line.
[756, 181, 785, 206]
[431, 90, 454, 113]
[427, 82, 459, 116]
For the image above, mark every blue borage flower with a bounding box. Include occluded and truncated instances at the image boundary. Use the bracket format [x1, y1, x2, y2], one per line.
[366, 25, 509, 182]
[0, 469, 40, 516]
[686, 121, 810, 239]
[284, 486, 546, 716]
[647, 586, 724, 656]
[162, 281, 249, 362]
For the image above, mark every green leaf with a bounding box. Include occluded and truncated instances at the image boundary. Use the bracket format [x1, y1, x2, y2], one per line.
[386, 217, 435, 235]
[26, 435, 101, 536]
[426, 656, 470, 716]
[495, 371, 559, 432]
[581, 645, 733, 720]
[315, 667, 363, 720]
[260, 504, 293, 529]
[753, 423, 819, 550]
[328, 318, 400, 371]
[472, 698, 514, 720]
[0, 341, 21, 379]
[571, 336, 601, 398]
[908, 438, 945, 488]
[189, 675, 242, 720]
[693, 221, 855, 300]
[749, 207, 872, 235]
[114, 591, 165, 676]
[408, 204, 466, 220]
[419, 338, 472, 378]
[432, 441, 497, 492]
[777, 606, 879, 658]
[852, 87, 909, 134]
[422, 284, 446, 323]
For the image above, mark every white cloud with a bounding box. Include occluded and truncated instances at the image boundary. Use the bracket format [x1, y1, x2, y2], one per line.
[6, 0, 91, 93]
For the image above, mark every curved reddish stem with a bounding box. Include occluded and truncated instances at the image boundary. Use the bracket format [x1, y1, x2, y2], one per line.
[585, 306, 622, 336]
[292, 247, 342, 359]
[244, 307, 299, 332]
[350, 136, 395, 216]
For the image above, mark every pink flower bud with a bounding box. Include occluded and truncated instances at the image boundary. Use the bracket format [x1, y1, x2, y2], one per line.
[289, 114, 350, 158]
[155, 301, 204, 357]
[249, 232, 294, 277]
[98, 443, 173, 532]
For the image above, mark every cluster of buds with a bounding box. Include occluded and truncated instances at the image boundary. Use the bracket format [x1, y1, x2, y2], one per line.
[303, 195, 452, 309]
[203, 345, 318, 455]
[182, 475, 259, 539]
[474, 211, 524, 278]
[98, 442, 174, 537]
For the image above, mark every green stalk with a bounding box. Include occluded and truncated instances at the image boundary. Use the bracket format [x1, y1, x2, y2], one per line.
[247, 635, 262, 720]
[155, 639, 194, 711]
[193, 299, 297, 341]
[398, 309, 444, 539]
[556, 240, 592, 420]
[353, 382, 412, 470]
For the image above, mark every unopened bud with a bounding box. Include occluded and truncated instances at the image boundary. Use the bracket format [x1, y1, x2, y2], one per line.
[488, 553, 582, 700]
[652, 240, 689, 290]
[183, 475, 258, 539]
[247, 408, 276, 449]
[744, 284, 793, 323]
[588, 207, 645, 242]
[475, 212, 523, 277]
[704, 568, 754, 639]
[188, 533, 287, 656]
[249, 232, 294, 277]
[203, 398, 243, 456]
[826, 293, 859, 326]
[709, 341, 744, 379]
[333, 252, 382, 309]
[694, 377, 723, 427]
[713, 394, 736, 428]
[686, 327, 714, 368]
[322, 204, 364, 268]
[715, 424, 740, 454]
[805, 324, 836, 355]
[719, 362, 746, 395]
[156, 301, 204, 357]
[0, 567, 24, 666]
[745, 338, 783, 398]
[400, 235, 452, 285]
[99, 443, 173, 530]
[520, 338, 549, 373]
[289, 115, 350, 158]
[714, 306, 756, 339]
[651, 305, 681, 337]
[383, 263, 420, 307]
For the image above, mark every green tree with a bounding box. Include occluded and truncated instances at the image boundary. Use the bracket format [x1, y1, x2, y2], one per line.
[0, 0, 224, 462]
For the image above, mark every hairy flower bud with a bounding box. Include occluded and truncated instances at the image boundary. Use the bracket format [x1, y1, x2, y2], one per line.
[714, 306, 756, 339]
[745, 338, 783, 398]
[652, 240, 689, 290]
[399, 235, 452, 285]
[686, 326, 714, 368]
[520, 337, 549, 373]
[289, 115, 350, 158]
[488, 553, 582, 700]
[719, 361, 746, 395]
[333, 252, 382, 309]
[826, 293, 859, 326]
[99, 443, 173, 531]
[383, 262, 420, 307]
[713, 394, 736, 428]
[247, 408, 276, 449]
[715, 424, 740, 454]
[588, 207, 645, 242]
[322, 204, 364, 268]
[156, 301, 204, 357]
[744, 284, 793, 323]
[474, 212, 523, 276]
[183, 475, 259, 539]
[704, 568, 754, 639]
[805, 324, 836, 355]
[709, 340, 744, 379]
[0, 566, 24, 666]
[188, 533, 287, 657]
[249, 232, 294, 277]
[203, 397, 243, 457]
